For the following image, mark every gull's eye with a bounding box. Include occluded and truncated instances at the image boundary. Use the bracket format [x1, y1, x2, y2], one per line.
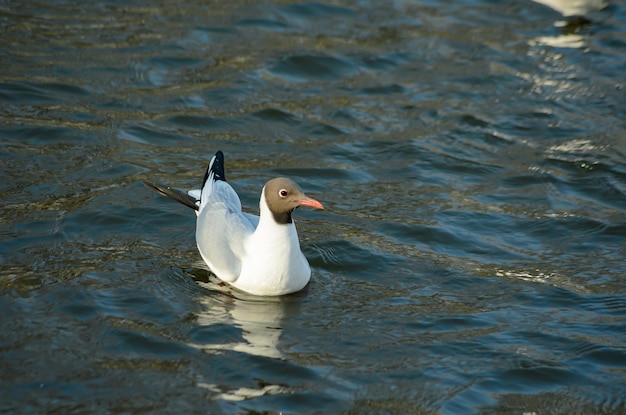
[279, 189, 288, 198]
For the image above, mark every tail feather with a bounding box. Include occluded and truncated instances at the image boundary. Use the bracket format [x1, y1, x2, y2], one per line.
[143, 181, 199, 211]
[145, 151, 225, 213]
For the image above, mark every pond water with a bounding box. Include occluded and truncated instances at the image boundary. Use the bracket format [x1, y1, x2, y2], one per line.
[1, 0, 625, 414]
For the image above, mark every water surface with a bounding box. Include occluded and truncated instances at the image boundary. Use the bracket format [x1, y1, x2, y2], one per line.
[1, 0, 625, 414]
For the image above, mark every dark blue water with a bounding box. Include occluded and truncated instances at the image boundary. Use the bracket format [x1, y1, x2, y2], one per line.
[1, 1, 625, 414]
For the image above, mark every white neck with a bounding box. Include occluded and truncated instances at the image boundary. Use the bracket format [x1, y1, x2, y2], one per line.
[234, 186, 310, 295]
[255, 187, 299, 245]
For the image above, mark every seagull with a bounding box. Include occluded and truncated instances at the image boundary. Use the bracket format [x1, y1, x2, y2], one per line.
[144, 151, 324, 296]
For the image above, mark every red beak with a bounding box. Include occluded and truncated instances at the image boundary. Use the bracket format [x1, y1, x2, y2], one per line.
[296, 196, 324, 210]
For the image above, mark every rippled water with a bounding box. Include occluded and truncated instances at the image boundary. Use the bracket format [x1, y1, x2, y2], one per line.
[2, 0, 625, 414]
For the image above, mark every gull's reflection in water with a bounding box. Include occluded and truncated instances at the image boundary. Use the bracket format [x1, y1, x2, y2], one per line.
[532, 0, 608, 17]
[521, 0, 612, 101]
[188, 265, 303, 360]
[530, 0, 610, 48]
[186, 266, 306, 402]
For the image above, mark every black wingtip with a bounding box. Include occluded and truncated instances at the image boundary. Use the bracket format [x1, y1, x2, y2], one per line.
[201, 150, 226, 190]
[212, 150, 226, 182]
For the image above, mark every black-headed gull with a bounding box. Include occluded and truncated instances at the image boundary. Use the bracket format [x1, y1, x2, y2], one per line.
[144, 151, 324, 296]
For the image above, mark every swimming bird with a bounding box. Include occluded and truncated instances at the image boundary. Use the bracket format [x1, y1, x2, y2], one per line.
[144, 151, 324, 296]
